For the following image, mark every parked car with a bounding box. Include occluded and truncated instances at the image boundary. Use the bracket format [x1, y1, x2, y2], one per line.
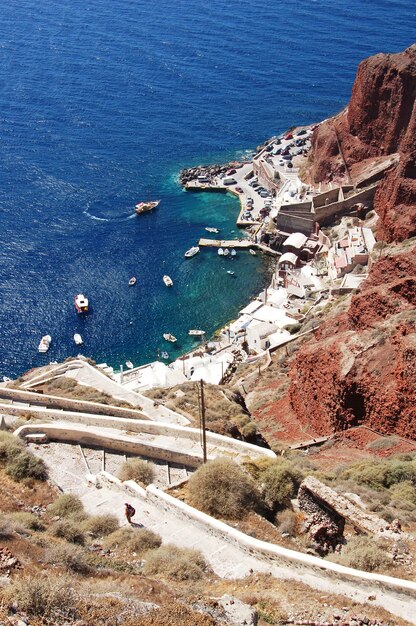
[235, 186, 243, 193]
[226, 168, 237, 175]
[285, 133, 293, 140]
[296, 129, 307, 136]
[282, 154, 292, 161]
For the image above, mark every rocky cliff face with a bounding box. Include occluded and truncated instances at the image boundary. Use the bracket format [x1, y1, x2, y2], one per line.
[288, 242, 416, 440]
[311, 44, 416, 242]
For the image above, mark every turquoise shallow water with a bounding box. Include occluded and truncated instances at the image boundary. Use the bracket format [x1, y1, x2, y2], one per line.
[0, 0, 414, 377]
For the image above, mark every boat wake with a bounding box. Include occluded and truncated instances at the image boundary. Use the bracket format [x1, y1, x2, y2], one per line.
[83, 209, 136, 223]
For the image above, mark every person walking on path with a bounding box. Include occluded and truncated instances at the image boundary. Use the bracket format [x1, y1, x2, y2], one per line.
[124, 502, 136, 525]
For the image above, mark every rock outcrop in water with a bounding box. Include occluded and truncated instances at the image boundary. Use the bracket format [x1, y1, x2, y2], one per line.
[311, 44, 416, 242]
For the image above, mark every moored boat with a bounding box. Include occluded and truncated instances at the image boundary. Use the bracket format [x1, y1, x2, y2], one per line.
[126, 360, 134, 369]
[128, 277, 137, 286]
[38, 335, 51, 353]
[249, 249, 257, 256]
[218, 248, 224, 256]
[73, 333, 83, 345]
[188, 329, 205, 336]
[163, 275, 173, 287]
[231, 249, 236, 256]
[135, 200, 160, 215]
[184, 246, 199, 258]
[74, 294, 89, 314]
[161, 351, 169, 360]
[227, 270, 235, 276]
[163, 333, 177, 343]
[205, 227, 220, 234]
[223, 248, 230, 256]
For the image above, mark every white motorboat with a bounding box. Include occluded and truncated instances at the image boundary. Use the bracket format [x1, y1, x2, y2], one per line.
[163, 275, 173, 287]
[135, 200, 160, 215]
[128, 277, 137, 286]
[218, 247, 224, 256]
[125, 360, 134, 369]
[230, 249, 236, 256]
[223, 248, 230, 256]
[2, 376, 11, 382]
[188, 329, 205, 336]
[184, 246, 200, 258]
[161, 351, 169, 360]
[163, 333, 177, 343]
[227, 270, 235, 276]
[38, 335, 51, 353]
[73, 333, 83, 345]
[249, 249, 257, 256]
[205, 227, 220, 234]
[74, 294, 89, 313]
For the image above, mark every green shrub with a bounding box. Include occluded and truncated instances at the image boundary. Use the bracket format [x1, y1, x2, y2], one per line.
[260, 460, 303, 512]
[336, 536, 390, 572]
[118, 458, 155, 485]
[128, 528, 162, 554]
[0, 432, 23, 461]
[384, 461, 416, 488]
[143, 544, 208, 581]
[5, 451, 48, 482]
[389, 481, 416, 505]
[340, 460, 388, 490]
[45, 543, 90, 574]
[48, 494, 86, 520]
[188, 457, 259, 519]
[103, 527, 133, 549]
[9, 512, 44, 532]
[81, 514, 119, 538]
[50, 520, 86, 545]
[5, 574, 76, 618]
[240, 421, 257, 439]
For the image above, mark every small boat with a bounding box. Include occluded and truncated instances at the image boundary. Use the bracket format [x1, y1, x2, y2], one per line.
[161, 351, 169, 360]
[2, 376, 11, 382]
[230, 249, 236, 256]
[188, 329, 205, 336]
[126, 360, 134, 369]
[205, 227, 220, 234]
[249, 249, 257, 256]
[73, 333, 83, 345]
[223, 248, 230, 256]
[163, 333, 177, 343]
[163, 275, 173, 287]
[184, 246, 200, 258]
[128, 277, 137, 286]
[135, 200, 160, 215]
[38, 335, 51, 353]
[218, 248, 224, 256]
[227, 270, 235, 276]
[74, 294, 89, 314]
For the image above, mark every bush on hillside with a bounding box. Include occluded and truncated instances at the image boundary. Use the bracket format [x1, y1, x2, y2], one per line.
[334, 536, 390, 572]
[260, 460, 303, 512]
[188, 457, 259, 518]
[340, 459, 416, 491]
[0, 431, 24, 461]
[103, 527, 133, 549]
[48, 494, 86, 520]
[118, 458, 155, 485]
[5, 451, 48, 482]
[128, 528, 162, 554]
[4, 574, 76, 618]
[50, 520, 86, 545]
[0, 515, 14, 539]
[9, 512, 45, 532]
[45, 543, 90, 574]
[81, 514, 119, 538]
[143, 544, 209, 581]
[276, 509, 298, 537]
[389, 481, 416, 505]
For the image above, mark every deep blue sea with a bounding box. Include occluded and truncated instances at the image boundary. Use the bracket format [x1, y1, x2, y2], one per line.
[0, 0, 414, 378]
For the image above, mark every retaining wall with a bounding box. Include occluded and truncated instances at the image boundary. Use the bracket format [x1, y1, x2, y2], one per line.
[0, 387, 149, 421]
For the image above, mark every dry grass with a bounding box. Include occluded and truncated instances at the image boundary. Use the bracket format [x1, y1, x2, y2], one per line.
[3, 574, 77, 619]
[47, 493, 87, 520]
[49, 520, 87, 545]
[81, 514, 119, 538]
[38, 376, 136, 409]
[143, 544, 209, 581]
[119, 458, 155, 485]
[45, 542, 91, 574]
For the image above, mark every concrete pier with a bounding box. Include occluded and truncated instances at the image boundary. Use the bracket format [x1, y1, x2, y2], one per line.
[198, 238, 280, 256]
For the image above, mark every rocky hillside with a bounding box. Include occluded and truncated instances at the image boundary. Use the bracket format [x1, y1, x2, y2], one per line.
[311, 44, 416, 241]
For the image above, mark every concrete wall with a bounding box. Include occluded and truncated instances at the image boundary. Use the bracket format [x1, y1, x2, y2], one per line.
[0, 387, 149, 421]
[279, 201, 312, 214]
[313, 187, 341, 208]
[275, 212, 315, 235]
[10, 413, 276, 460]
[314, 185, 377, 225]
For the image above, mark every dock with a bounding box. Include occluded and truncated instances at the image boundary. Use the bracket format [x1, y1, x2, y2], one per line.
[198, 238, 280, 256]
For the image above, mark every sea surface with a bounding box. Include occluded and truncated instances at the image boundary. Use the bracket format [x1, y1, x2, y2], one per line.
[0, 0, 414, 378]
